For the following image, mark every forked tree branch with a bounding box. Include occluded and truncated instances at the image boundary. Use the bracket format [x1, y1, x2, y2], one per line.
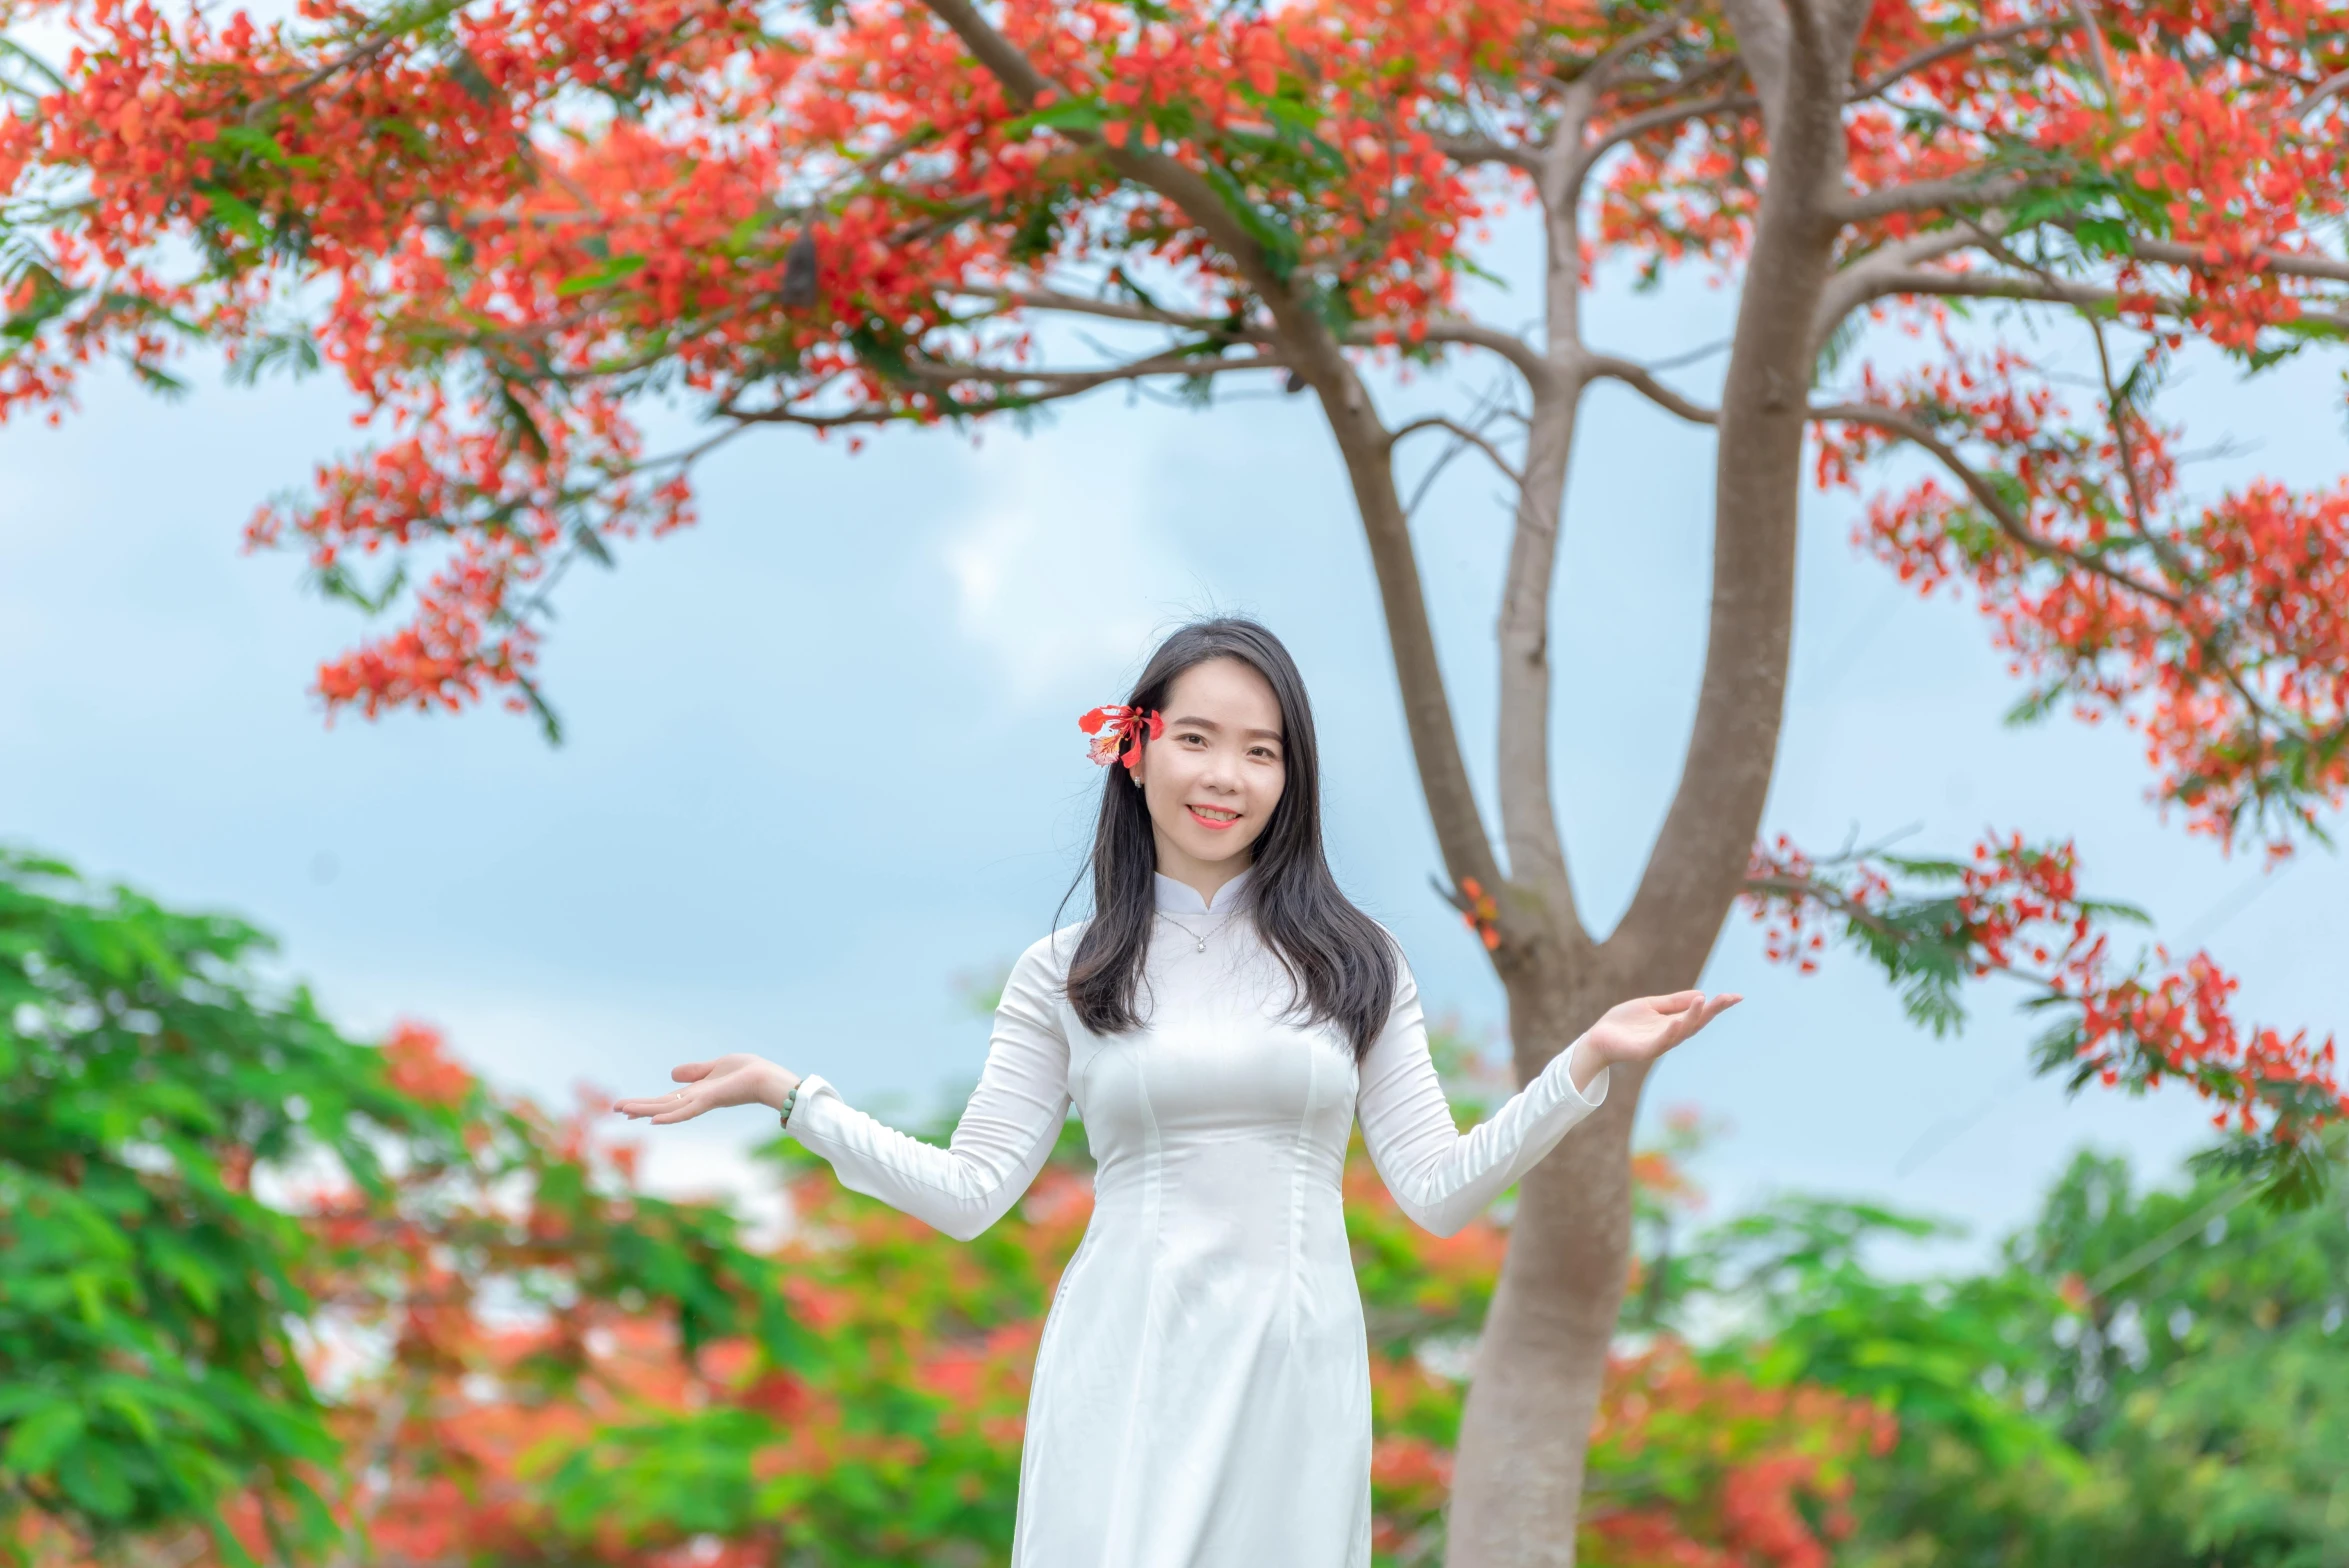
[1388, 415, 1526, 486]
[1566, 90, 1758, 190]
[1811, 225, 1998, 349]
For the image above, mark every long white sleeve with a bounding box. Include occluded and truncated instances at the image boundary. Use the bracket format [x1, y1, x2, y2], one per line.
[784, 935, 1072, 1241]
[1356, 954, 1609, 1237]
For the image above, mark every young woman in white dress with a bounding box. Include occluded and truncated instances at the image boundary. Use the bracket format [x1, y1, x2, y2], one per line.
[616, 618, 1738, 1568]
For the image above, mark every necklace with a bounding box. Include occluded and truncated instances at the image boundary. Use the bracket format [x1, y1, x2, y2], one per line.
[1156, 909, 1213, 953]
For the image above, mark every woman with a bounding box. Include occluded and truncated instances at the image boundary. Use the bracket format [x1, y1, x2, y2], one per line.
[617, 617, 1738, 1568]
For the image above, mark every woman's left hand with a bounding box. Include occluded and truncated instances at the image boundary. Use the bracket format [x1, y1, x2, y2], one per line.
[1578, 990, 1742, 1079]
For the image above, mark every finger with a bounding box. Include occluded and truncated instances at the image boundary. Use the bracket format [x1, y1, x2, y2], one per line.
[1648, 989, 1705, 1015]
[617, 1088, 697, 1118]
[1673, 994, 1742, 1040]
[671, 1061, 712, 1082]
[648, 1090, 701, 1123]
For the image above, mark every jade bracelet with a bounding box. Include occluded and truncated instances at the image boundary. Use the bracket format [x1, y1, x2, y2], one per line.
[777, 1080, 800, 1129]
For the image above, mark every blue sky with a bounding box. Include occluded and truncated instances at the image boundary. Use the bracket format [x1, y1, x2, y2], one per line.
[4, 241, 2342, 1263]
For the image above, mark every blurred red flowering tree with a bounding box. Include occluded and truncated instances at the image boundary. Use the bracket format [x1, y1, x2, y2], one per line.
[3, 0, 2345, 1556]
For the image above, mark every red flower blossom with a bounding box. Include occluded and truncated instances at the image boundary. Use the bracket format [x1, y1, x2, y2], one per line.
[1744, 831, 2344, 1155]
[1078, 704, 1162, 774]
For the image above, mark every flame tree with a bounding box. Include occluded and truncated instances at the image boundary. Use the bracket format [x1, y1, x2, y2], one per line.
[2, 0, 2345, 1559]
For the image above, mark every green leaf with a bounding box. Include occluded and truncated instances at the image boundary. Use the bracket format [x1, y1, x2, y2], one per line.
[56, 1445, 134, 1519]
[445, 48, 502, 108]
[554, 252, 647, 298]
[570, 522, 615, 567]
[210, 125, 322, 174]
[198, 187, 269, 248]
[1000, 98, 1109, 140]
[3, 1403, 86, 1476]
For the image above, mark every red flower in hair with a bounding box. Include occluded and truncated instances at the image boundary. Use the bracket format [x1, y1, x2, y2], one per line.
[1079, 704, 1164, 773]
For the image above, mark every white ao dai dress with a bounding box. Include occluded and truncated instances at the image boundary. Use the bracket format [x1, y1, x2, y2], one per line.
[783, 867, 1611, 1568]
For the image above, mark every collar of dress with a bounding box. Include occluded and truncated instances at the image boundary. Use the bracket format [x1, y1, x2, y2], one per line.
[1152, 865, 1255, 917]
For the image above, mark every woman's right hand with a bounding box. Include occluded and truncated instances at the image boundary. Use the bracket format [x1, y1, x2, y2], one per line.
[614, 1053, 799, 1124]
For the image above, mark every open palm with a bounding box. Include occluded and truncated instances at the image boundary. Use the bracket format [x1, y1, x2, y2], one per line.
[1582, 989, 1741, 1071]
[613, 1052, 793, 1125]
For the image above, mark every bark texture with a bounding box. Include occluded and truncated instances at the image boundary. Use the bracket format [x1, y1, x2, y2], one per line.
[1442, 4, 1869, 1562]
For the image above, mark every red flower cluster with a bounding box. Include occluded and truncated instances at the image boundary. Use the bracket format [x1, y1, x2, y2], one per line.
[1582, 1345, 1895, 1568]
[1744, 832, 2345, 1143]
[381, 1017, 474, 1107]
[1, 0, 2341, 781]
[1078, 703, 1162, 773]
[1456, 875, 1501, 951]
[1817, 338, 2349, 855]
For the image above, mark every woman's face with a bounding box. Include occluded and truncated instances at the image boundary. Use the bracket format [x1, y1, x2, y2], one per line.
[1130, 655, 1287, 881]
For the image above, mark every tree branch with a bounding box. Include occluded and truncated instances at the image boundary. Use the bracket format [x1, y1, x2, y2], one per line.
[2111, 234, 2349, 286]
[1387, 415, 1525, 487]
[963, 284, 1264, 336]
[2058, 0, 2114, 104]
[1811, 224, 1998, 351]
[1584, 355, 1721, 423]
[1835, 266, 2124, 318]
[1833, 171, 2034, 223]
[720, 349, 1286, 426]
[903, 346, 1292, 391]
[1431, 133, 1539, 174]
[2295, 67, 2349, 119]
[1347, 321, 1555, 388]
[1567, 91, 1758, 189]
[1847, 15, 2076, 101]
[1574, 3, 1702, 97]
[1809, 400, 2184, 608]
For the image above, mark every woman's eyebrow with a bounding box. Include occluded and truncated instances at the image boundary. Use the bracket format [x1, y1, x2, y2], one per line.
[1168, 714, 1282, 742]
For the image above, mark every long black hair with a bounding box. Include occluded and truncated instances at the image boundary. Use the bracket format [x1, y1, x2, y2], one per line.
[1062, 617, 1397, 1060]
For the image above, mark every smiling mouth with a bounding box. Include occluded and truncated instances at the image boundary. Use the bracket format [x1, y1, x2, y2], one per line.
[1187, 805, 1241, 829]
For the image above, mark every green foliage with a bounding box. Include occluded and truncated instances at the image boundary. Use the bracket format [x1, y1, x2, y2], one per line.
[1658, 1138, 2349, 1567]
[0, 847, 455, 1567]
[0, 847, 809, 1568]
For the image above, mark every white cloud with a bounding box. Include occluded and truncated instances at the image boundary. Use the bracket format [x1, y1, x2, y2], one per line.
[942, 434, 1196, 702]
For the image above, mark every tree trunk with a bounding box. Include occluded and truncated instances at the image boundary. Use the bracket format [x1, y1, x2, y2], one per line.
[1441, 963, 1651, 1568]
[1441, 16, 1849, 1556]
